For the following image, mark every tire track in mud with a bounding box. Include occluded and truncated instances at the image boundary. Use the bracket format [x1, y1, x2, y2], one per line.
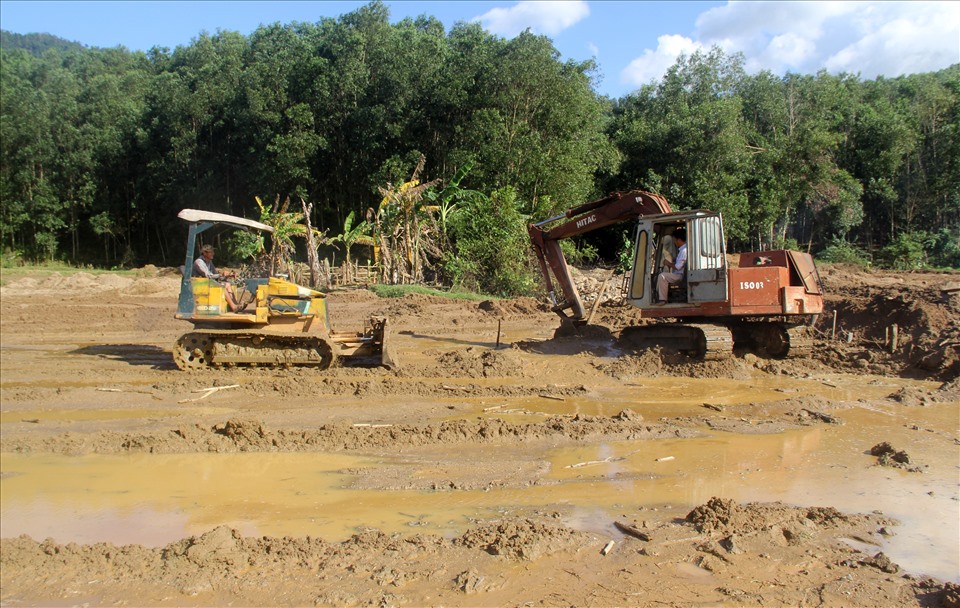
[1, 411, 696, 455]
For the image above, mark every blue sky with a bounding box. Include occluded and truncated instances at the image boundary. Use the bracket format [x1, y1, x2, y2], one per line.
[2, 1, 958, 98]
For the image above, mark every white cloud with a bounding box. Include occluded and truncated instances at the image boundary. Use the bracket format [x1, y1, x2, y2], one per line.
[760, 32, 817, 69]
[621, 34, 703, 87]
[620, 1, 960, 88]
[475, 1, 590, 38]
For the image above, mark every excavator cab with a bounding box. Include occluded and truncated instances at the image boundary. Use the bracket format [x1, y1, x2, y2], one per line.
[626, 211, 729, 309]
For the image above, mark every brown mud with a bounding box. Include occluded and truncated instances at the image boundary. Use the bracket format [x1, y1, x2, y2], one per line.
[1, 265, 958, 607]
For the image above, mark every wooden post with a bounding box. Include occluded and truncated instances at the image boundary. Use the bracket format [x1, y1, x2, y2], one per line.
[831, 310, 838, 340]
[890, 324, 898, 353]
[586, 269, 616, 326]
[300, 198, 322, 289]
[496, 319, 502, 349]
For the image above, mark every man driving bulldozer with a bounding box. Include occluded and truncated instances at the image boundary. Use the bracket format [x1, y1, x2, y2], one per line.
[192, 244, 246, 312]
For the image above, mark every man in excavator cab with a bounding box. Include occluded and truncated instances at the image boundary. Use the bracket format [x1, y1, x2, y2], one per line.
[655, 228, 686, 305]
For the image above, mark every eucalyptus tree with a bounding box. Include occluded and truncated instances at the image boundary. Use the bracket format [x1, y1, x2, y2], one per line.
[610, 48, 752, 240]
[453, 27, 617, 215]
[0, 48, 57, 256]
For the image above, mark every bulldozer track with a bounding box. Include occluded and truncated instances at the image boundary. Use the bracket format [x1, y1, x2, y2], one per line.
[173, 330, 334, 371]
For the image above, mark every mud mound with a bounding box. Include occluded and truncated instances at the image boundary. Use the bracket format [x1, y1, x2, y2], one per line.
[887, 385, 956, 406]
[127, 277, 179, 296]
[0, 276, 40, 292]
[435, 347, 525, 378]
[0, 517, 596, 606]
[824, 279, 960, 380]
[940, 378, 960, 399]
[93, 274, 134, 291]
[381, 293, 454, 317]
[552, 322, 615, 340]
[870, 442, 925, 472]
[2, 500, 949, 607]
[1, 271, 151, 295]
[596, 349, 753, 380]
[455, 519, 589, 560]
[685, 497, 896, 539]
[776, 395, 846, 421]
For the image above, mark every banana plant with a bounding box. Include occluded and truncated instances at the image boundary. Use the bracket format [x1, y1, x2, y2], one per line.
[371, 154, 441, 284]
[331, 210, 374, 283]
[255, 194, 316, 276]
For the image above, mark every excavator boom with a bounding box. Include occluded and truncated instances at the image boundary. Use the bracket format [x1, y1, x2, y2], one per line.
[528, 190, 671, 321]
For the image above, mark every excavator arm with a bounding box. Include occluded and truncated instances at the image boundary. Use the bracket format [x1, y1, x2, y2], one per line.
[528, 190, 671, 323]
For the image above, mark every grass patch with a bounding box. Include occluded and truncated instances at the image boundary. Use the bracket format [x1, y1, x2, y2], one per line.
[368, 283, 495, 301]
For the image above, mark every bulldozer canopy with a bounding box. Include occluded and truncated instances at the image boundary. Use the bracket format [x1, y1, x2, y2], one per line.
[178, 209, 274, 233]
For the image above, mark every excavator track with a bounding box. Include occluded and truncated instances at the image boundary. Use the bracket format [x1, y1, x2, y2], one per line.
[730, 322, 814, 359]
[173, 330, 334, 371]
[691, 323, 736, 361]
[618, 322, 733, 360]
[784, 325, 814, 358]
[616, 321, 816, 361]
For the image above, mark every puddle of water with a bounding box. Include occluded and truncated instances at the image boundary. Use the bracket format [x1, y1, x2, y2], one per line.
[472, 374, 923, 420]
[0, 452, 503, 547]
[1, 376, 956, 584]
[537, 400, 960, 583]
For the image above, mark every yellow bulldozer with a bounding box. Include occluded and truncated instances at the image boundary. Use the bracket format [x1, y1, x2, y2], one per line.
[172, 209, 393, 371]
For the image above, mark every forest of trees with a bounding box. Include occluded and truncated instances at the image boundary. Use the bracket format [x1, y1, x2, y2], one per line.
[2, 2, 958, 294]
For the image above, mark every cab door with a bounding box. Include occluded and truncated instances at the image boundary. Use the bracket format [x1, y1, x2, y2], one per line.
[687, 213, 727, 302]
[625, 220, 653, 307]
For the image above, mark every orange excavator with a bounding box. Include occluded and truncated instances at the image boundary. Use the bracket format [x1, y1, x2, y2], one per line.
[528, 191, 824, 359]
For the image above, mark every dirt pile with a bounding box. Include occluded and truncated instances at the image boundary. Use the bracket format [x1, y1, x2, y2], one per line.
[455, 519, 590, 560]
[0, 270, 179, 298]
[686, 497, 890, 538]
[821, 271, 960, 380]
[870, 442, 925, 472]
[5, 499, 954, 607]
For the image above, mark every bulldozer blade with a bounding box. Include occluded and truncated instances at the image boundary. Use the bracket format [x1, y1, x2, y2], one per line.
[369, 315, 397, 370]
[380, 327, 397, 370]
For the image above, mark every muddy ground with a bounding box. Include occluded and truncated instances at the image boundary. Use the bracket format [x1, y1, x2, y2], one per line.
[1, 264, 958, 607]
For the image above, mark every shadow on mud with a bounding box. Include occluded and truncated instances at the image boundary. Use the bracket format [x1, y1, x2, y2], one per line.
[70, 344, 175, 369]
[397, 330, 500, 350]
[516, 324, 619, 357]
